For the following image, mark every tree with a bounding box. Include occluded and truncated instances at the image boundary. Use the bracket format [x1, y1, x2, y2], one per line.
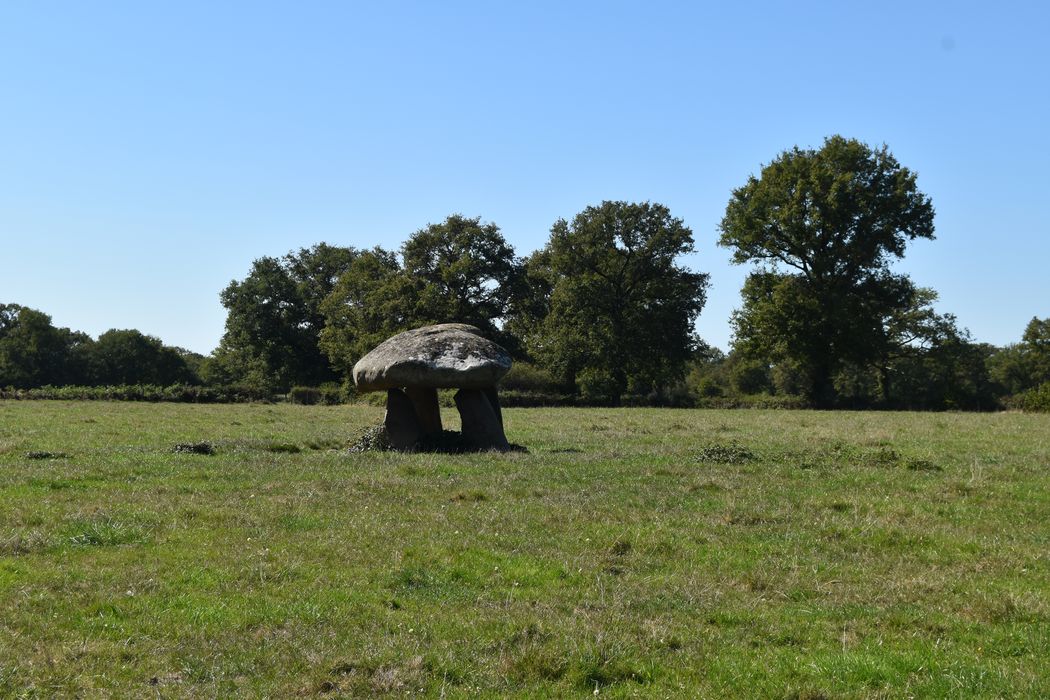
[319, 215, 526, 378]
[318, 247, 413, 378]
[719, 136, 936, 405]
[89, 329, 197, 386]
[987, 316, 1050, 398]
[216, 244, 359, 391]
[400, 214, 524, 351]
[523, 201, 709, 404]
[887, 332, 997, 410]
[0, 304, 92, 387]
[1021, 316, 1050, 384]
[684, 343, 730, 398]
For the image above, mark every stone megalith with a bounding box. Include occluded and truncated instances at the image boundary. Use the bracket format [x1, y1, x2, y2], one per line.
[352, 324, 513, 450]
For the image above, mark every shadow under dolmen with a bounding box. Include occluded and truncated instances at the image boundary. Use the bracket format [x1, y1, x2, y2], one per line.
[352, 323, 520, 452]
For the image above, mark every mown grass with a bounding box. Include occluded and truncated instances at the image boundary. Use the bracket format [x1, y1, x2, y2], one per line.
[0, 401, 1047, 697]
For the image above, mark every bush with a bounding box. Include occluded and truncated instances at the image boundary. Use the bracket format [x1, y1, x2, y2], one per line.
[1020, 382, 1050, 412]
[288, 386, 322, 405]
[499, 391, 577, 407]
[499, 363, 561, 392]
[319, 383, 346, 405]
[0, 384, 272, 403]
[289, 384, 346, 405]
[730, 360, 772, 395]
[648, 383, 695, 408]
[577, 368, 620, 405]
[695, 393, 812, 410]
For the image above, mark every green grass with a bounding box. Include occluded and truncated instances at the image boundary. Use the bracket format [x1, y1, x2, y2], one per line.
[0, 401, 1048, 697]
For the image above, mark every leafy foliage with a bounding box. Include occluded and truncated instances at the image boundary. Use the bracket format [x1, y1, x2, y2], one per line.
[318, 248, 416, 380]
[320, 216, 525, 379]
[522, 201, 709, 404]
[720, 136, 937, 405]
[1020, 381, 1050, 412]
[1, 304, 198, 389]
[214, 243, 359, 391]
[0, 384, 269, 403]
[0, 304, 92, 387]
[401, 214, 524, 350]
[990, 317, 1050, 397]
[91, 329, 197, 386]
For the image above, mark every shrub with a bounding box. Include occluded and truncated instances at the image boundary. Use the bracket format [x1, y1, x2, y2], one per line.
[0, 384, 271, 403]
[500, 363, 561, 392]
[695, 393, 811, 410]
[288, 386, 322, 405]
[645, 383, 695, 408]
[173, 442, 216, 455]
[319, 382, 346, 405]
[499, 391, 576, 407]
[1020, 382, 1050, 412]
[695, 442, 756, 464]
[577, 368, 620, 405]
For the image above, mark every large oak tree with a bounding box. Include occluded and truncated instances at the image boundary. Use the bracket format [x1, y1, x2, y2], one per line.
[523, 201, 709, 404]
[212, 243, 359, 391]
[319, 215, 525, 378]
[719, 136, 936, 405]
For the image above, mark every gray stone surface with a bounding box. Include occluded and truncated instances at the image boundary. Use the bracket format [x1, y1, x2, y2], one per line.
[353, 323, 512, 392]
[483, 386, 503, 428]
[454, 389, 510, 450]
[405, 386, 442, 435]
[383, 388, 422, 450]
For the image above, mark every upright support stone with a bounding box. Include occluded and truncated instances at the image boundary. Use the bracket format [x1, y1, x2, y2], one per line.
[483, 387, 503, 428]
[405, 386, 442, 435]
[454, 388, 510, 450]
[384, 388, 422, 450]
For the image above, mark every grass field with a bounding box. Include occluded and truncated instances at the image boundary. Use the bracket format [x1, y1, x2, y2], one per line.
[0, 401, 1047, 698]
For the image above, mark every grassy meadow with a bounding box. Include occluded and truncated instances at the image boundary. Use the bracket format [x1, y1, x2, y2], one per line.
[0, 401, 1048, 697]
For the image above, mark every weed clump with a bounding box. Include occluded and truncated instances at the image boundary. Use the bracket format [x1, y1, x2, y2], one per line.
[66, 516, 147, 547]
[172, 442, 215, 455]
[348, 425, 392, 453]
[450, 491, 487, 502]
[863, 446, 901, 467]
[25, 451, 68, 460]
[695, 442, 755, 464]
[905, 458, 942, 472]
[0, 530, 48, 556]
[265, 443, 301, 454]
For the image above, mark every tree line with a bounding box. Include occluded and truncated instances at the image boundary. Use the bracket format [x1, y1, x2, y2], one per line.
[0, 306, 202, 388]
[3, 136, 1048, 410]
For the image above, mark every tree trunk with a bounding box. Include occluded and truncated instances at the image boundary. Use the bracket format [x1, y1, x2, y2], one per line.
[809, 362, 836, 408]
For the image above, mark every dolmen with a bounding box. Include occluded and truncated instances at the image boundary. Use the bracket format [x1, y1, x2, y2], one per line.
[353, 323, 514, 451]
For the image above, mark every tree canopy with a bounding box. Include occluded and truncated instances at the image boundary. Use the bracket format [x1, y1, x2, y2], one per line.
[318, 247, 411, 378]
[319, 215, 525, 379]
[0, 304, 198, 389]
[0, 305, 88, 388]
[6, 151, 1045, 412]
[91, 329, 197, 386]
[522, 201, 709, 404]
[213, 243, 359, 391]
[720, 136, 936, 405]
[401, 215, 523, 345]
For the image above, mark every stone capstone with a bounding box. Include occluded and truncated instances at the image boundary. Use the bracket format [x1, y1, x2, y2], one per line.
[352, 323, 512, 392]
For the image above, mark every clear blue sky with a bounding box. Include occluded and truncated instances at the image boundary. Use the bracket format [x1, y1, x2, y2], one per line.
[2, 1, 1048, 354]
